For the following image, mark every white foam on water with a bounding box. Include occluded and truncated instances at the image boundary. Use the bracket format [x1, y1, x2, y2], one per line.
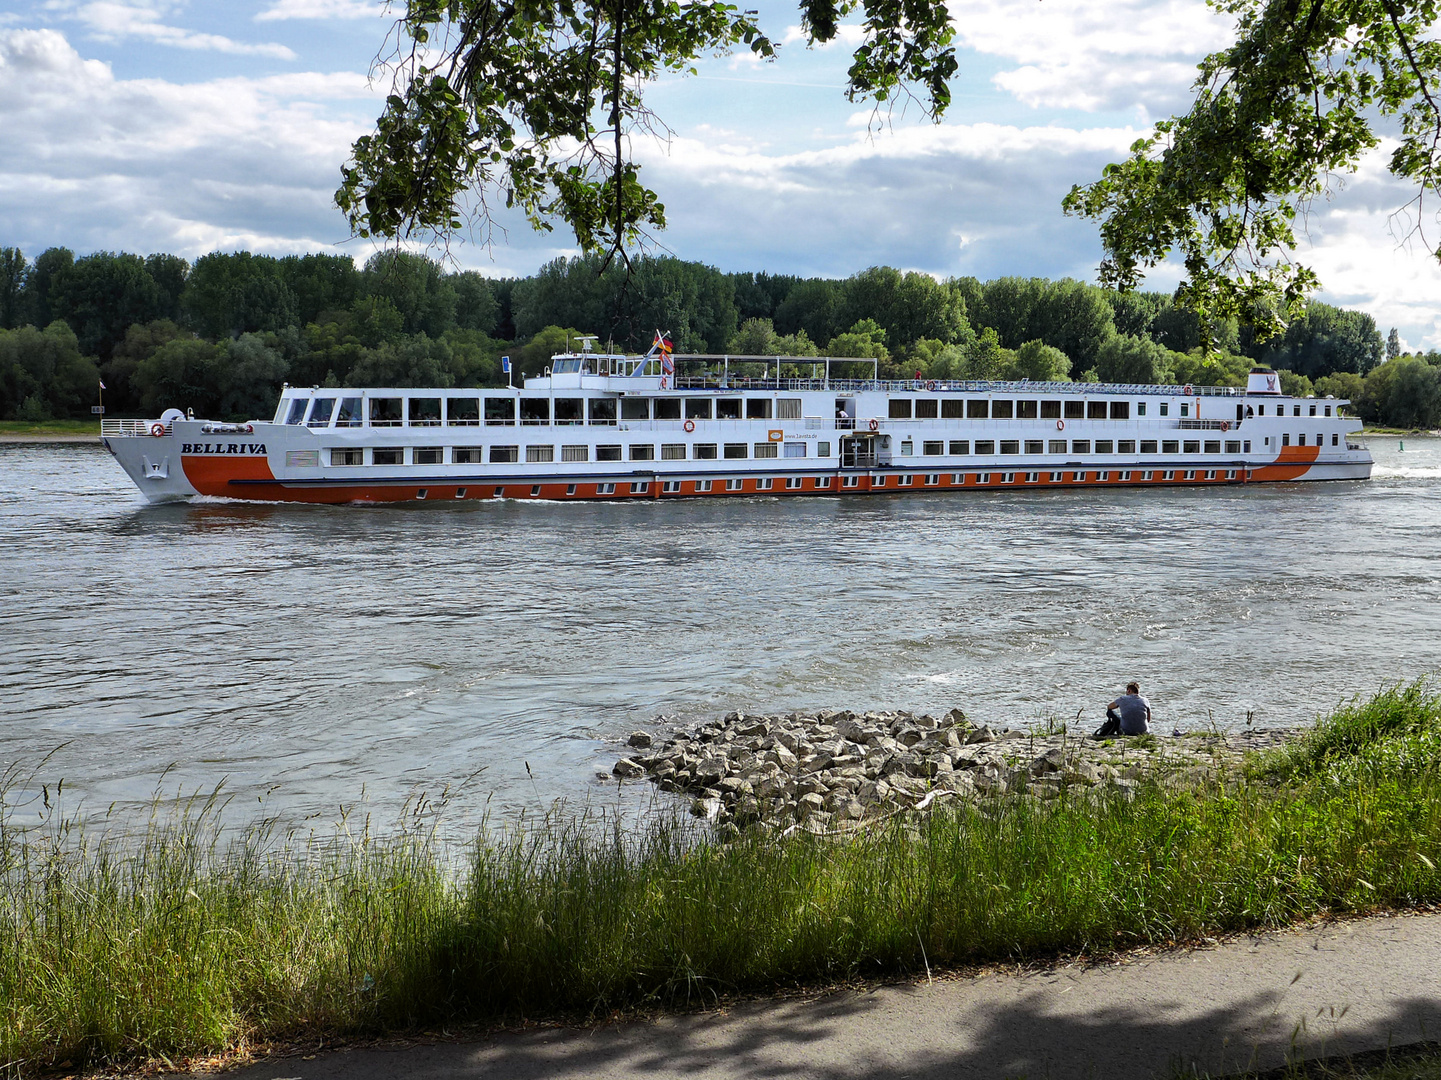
[1373, 466, 1441, 479]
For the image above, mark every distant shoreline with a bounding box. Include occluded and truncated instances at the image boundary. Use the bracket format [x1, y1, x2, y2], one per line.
[0, 433, 99, 444]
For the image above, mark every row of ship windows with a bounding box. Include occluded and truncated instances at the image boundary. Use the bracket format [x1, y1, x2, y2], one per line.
[888, 399, 1337, 420]
[305, 432, 1340, 468]
[404, 469, 1250, 500]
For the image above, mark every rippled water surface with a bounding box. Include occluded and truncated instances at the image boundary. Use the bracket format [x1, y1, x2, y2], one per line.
[3, 436, 1440, 830]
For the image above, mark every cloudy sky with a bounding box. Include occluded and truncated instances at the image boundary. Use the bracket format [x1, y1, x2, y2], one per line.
[1, 0, 1438, 348]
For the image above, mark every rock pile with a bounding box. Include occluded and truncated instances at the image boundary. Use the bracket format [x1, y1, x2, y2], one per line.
[609, 709, 1300, 834]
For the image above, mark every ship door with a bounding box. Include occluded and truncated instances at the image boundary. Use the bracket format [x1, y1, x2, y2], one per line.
[841, 434, 877, 469]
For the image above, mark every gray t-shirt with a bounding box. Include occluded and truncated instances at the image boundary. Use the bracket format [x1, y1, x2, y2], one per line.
[1114, 694, 1150, 735]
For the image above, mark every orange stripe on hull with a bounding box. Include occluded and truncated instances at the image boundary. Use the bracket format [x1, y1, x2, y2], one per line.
[181, 454, 276, 494]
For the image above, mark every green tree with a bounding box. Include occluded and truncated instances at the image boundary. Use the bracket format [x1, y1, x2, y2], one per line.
[0, 321, 98, 420]
[1276, 369, 1314, 397]
[1387, 327, 1402, 361]
[909, 337, 969, 379]
[773, 279, 842, 347]
[1359, 357, 1441, 427]
[774, 329, 819, 357]
[825, 319, 888, 363]
[1064, 0, 1441, 343]
[1094, 334, 1174, 385]
[1315, 370, 1365, 402]
[967, 326, 1007, 380]
[361, 251, 458, 338]
[105, 320, 187, 415]
[0, 248, 26, 331]
[282, 254, 360, 325]
[450, 271, 500, 334]
[220, 334, 290, 420]
[338, 0, 956, 257]
[516, 326, 590, 379]
[1006, 339, 1072, 383]
[184, 252, 299, 340]
[133, 338, 226, 415]
[1258, 302, 1384, 378]
[730, 317, 780, 355]
[973, 278, 1116, 372]
[48, 252, 165, 358]
[145, 254, 189, 322]
[1170, 349, 1251, 388]
[839, 266, 970, 351]
[20, 248, 73, 330]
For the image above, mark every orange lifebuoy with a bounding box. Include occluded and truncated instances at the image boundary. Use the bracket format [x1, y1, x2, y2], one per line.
[1220, 420, 1230, 432]
[926, 380, 938, 391]
[150, 422, 166, 437]
[868, 418, 879, 432]
[1182, 384, 1193, 396]
[1056, 420, 1065, 431]
[684, 419, 695, 432]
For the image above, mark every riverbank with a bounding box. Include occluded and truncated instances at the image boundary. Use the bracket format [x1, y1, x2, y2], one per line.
[3, 682, 1441, 1078]
[0, 420, 102, 443]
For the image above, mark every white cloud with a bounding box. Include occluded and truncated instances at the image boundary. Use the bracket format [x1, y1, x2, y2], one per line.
[59, 1, 296, 58]
[255, 0, 387, 21]
[0, 28, 373, 255]
[954, 0, 1234, 114]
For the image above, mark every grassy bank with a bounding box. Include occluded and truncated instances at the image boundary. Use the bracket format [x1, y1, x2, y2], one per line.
[4, 684, 1441, 1075]
[0, 420, 102, 439]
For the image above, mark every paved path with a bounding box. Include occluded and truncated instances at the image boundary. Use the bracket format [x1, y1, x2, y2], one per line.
[214, 914, 1441, 1080]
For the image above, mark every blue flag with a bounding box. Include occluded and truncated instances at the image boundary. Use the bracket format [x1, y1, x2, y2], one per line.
[501, 356, 511, 373]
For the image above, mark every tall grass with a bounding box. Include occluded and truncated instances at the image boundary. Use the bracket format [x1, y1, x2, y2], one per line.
[5, 683, 1441, 1076]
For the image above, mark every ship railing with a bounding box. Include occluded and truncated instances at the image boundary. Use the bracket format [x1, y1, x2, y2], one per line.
[1175, 419, 1240, 431]
[101, 419, 160, 436]
[666, 375, 1245, 397]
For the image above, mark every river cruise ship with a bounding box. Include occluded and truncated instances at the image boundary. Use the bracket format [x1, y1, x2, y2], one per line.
[102, 347, 1372, 504]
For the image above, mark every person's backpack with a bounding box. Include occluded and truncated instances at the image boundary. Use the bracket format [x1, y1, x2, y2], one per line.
[1092, 714, 1121, 739]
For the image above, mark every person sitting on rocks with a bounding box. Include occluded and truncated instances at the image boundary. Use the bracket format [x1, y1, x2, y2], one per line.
[1104, 682, 1151, 736]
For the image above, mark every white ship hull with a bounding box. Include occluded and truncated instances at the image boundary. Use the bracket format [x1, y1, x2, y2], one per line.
[101, 362, 1373, 505]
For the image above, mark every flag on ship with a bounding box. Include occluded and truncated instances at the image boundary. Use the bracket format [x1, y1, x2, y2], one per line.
[652, 330, 674, 387]
[99, 378, 107, 390]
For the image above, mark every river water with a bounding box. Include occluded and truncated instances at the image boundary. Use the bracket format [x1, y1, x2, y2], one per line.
[2, 436, 1440, 834]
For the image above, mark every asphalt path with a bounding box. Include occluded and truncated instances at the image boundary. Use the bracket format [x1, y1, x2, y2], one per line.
[206, 913, 1441, 1080]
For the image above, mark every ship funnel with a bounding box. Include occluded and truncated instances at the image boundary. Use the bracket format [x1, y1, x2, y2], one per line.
[1247, 367, 1283, 395]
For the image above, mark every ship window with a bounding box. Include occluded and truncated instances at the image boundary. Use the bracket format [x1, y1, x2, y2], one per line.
[1332, 433, 1339, 446]
[565, 484, 575, 496]
[453, 447, 483, 463]
[285, 398, 308, 425]
[589, 398, 617, 424]
[784, 442, 807, 458]
[1162, 440, 1179, 453]
[924, 440, 944, 455]
[519, 398, 549, 424]
[1050, 471, 1063, 482]
[1225, 440, 1241, 453]
[1094, 440, 1113, 454]
[1293, 404, 1301, 416]
[952, 473, 965, 484]
[1137, 402, 1147, 417]
[1064, 401, 1084, 419]
[1017, 400, 1038, 419]
[979, 473, 991, 483]
[661, 443, 686, 460]
[1142, 471, 1152, 480]
[999, 440, 1020, 454]
[336, 397, 363, 427]
[1109, 402, 1130, 420]
[489, 445, 518, 463]
[724, 442, 748, 459]
[653, 398, 682, 420]
[630, 444, 654, 461]
[1183, 440, 1200, 453]
[754, 443, 779, 459]
[1072, 472, 1086, 482]
[993, 400, 1014, 419]
[725, 478, 743, 492]
[562, 445, 588, 462]
[950, 440, 970, 454]
[1325, 405, 1332, 417]
[1048, 440, 1066, 453]
[1140, 440, 1157, 453]
[373, 448, 403, 465]
[1244, 440, 1252, 452]
[746, 399, 772, 419]
[307, 398, 336, 427]
[967, 400, 988, 419]
[1296, 434, 1305, 446]
[696, 480, 713, 492]
[942, 399, 965, 418]
[777, 398, 802, 419]
[842, 476, 859, 487]
[1025, 439, 1043, 454]
[1087, 401, 1107, 420]
[621, 398, 650, 420]
[1163, 470, 1174, 480]
[1071, 440, 1091, 453]
[409, 398, 441, 426]
[456, 487, 467, 497]
[527, 445, 554, 462]
[597, 483, 616, 494]
[415, 447, 443, 464]
[900, 440, 914, 456]
[630, 482, 648, 494]
[1309, 403, 1317, 416]
[693, 443, 717, 459]
[1205, 440, 1221, 453]
[1281, 434, 1291, 446]
[1159, 403, 1169, 417]
[596, 445, 622, 461]
[330, 448, 363, 466]
[663, 481, 681, 492]
[1180, 404, 1190, 417]
[479, 398, 510, 425]
[890, 399, 913, 419]
[899, 475, 913, 486]
[1097, 471, 1109, 481]
[1041, 400, 1062, 419]
[686, 398, 713, 420]
[817, 441, 831, 456]
[975, 440, 995, 454]
[370, 398, 403, 426]
[915, 399, 938, 419]
[555, 398, 584, 425]
[816, 477, 832, 488]
[716, 398, 742, 420]
[1117, 440, 1136, 453]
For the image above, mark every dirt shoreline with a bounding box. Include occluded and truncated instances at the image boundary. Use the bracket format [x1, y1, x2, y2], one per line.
[0, 433, 101, 444]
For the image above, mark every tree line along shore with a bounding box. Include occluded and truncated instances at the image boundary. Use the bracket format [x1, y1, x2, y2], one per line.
[2, 246, 1438, 430]
[3, 682, 1441, 1077]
